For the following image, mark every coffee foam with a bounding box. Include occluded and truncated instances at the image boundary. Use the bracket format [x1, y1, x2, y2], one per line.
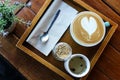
[81, 16, 97, 36]
[70, 11, 105, 47]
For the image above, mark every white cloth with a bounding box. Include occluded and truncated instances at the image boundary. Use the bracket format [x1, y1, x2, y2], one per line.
[26, 0, 78, 56]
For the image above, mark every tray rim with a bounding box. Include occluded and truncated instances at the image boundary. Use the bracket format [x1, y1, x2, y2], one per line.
[16, 0, 118, 80]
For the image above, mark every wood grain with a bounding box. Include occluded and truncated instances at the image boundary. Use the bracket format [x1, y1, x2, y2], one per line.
[0, 34, 25, 69]
[18, 53, 64, 80]
[87, 66, 110, 80]
[110, 29, 120, 51]
[0, 0, 120, 80]
[103, 0, 120, 15]
[94, 45, 120, 80]
[16, 0, 118, 80]
[15, 7, 35, 38]
[30, 0, 45, 14]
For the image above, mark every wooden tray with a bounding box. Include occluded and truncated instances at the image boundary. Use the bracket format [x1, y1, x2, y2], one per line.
[16, 0, 118, 80]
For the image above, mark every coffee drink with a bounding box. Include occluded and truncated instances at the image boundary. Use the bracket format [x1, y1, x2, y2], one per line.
[64, 54, 90, 78]
[70, 11, 105, 47]
[69, 56, 86, 74]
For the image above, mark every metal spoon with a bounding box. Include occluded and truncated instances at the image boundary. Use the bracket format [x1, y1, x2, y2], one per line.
[40, 10, 61, 43]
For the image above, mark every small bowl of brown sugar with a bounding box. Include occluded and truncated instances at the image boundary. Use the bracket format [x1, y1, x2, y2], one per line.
[52, 42, 72, 61]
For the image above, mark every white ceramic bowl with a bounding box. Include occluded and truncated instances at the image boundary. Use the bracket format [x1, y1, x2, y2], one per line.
[64, 54, 90, 78]
[70, 11, 106, 47]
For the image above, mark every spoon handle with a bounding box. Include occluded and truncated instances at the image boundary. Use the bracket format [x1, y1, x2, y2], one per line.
[46, 9, 61, 33]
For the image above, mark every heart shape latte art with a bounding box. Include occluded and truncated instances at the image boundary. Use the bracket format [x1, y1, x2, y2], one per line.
[81, 16, 97, 36]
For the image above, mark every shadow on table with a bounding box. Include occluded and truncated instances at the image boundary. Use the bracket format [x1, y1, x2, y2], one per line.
[0, 55, 27, 80]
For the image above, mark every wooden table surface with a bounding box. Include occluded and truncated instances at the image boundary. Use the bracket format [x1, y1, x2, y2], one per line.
[0, 0, 120, 80]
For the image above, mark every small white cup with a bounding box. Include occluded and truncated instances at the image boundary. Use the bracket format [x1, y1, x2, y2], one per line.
[64, 54, 90, 78]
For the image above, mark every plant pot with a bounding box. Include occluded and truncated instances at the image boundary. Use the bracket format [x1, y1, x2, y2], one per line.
[1, 22, 16, 36]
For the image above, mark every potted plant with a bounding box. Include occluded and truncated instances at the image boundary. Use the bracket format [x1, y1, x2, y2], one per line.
[0, 0, 26, 36]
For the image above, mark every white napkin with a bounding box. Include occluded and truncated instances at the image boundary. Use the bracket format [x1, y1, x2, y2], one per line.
[26, 0, 78, 56]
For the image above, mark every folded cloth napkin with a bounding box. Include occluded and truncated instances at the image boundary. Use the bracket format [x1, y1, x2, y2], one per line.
[26, 0, 78, 56]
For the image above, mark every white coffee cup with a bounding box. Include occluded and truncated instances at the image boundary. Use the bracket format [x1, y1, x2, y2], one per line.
[64, 54, 90, 78]
[70, 11, 106, 47]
